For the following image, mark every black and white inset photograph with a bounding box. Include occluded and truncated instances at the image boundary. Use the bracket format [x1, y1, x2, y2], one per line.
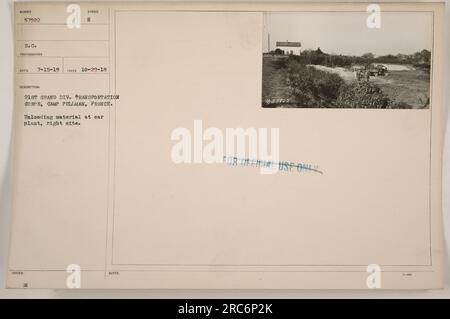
[262, 11, 433, 109]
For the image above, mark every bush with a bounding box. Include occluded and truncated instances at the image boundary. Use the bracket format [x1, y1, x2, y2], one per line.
[336, 82, 394, 109]
[287, 60, 344, 107]
[272, 57, 288, 70]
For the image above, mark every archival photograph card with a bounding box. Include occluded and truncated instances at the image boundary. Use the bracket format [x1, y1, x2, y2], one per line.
[7, 1, 445, 289]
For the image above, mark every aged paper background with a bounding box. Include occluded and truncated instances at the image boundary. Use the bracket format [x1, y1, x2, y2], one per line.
[1, 0, 448, 293]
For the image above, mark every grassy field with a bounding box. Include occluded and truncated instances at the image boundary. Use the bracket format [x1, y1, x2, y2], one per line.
[262, 56, 295, 107]
[374, 70, 430, 109]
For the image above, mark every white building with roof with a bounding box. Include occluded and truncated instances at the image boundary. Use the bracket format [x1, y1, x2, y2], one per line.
[276, 41, 301, 55]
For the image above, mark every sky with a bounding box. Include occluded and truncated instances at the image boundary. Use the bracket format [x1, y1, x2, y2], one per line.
[263, 11, 433, 56]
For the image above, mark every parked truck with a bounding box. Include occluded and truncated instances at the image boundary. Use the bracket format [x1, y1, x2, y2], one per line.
[367, 64, 388, 76]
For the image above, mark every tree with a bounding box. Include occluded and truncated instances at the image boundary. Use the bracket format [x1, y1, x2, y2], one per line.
[362, 53, 375, 60]
[420, 49, 431, 64]
[274, 48, 283, 55]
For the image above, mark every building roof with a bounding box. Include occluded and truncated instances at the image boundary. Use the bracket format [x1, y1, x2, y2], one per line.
[276, 41, 301, 47]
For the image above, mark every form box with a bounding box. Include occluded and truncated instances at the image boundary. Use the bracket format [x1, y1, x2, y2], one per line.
[16, 24, 108, 41]
[16, 57, 62, 74]
[64, 57, 109, 74]
[16, 40, 108, 58]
